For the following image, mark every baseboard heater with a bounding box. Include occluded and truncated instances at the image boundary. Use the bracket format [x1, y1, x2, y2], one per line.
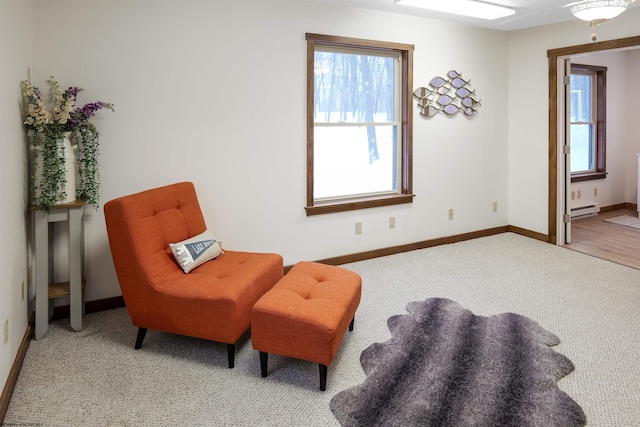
[571, 202, 600, 219]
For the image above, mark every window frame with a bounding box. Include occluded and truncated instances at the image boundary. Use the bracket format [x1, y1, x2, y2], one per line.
[305, 33, 415, 216]
[570, 63, 607, 183]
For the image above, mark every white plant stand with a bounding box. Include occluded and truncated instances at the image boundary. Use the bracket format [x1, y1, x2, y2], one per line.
[33, 199, 86, 340]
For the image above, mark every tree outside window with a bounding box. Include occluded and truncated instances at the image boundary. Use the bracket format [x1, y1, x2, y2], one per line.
[306, 34, 414, 215]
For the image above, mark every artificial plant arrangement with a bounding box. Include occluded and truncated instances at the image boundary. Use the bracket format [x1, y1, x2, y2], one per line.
[20, 77, 114, 211]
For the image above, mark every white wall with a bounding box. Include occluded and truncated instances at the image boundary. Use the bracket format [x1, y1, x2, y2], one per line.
[507, 8, 640, 234]
[0, 0, 32, 399]
[29, 0, 509, 302]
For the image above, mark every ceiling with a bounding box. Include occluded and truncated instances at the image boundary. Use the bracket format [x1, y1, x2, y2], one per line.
[306, 0, 636, 32]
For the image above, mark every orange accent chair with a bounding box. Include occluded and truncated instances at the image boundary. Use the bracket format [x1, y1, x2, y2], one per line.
[104, 182, 283, 368]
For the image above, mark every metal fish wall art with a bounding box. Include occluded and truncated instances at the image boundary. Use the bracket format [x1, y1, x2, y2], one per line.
[413, 70, 481, 118]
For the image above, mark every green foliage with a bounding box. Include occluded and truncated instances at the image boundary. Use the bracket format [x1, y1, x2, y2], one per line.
[72, 122, 101, 209]
[32, 129, 68, 211]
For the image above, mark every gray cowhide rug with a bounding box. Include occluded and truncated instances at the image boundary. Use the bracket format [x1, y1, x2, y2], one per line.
[330, 298, 586, 426]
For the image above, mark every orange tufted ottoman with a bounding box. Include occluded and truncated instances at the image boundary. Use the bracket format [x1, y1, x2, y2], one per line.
[251, 261, 362, 391]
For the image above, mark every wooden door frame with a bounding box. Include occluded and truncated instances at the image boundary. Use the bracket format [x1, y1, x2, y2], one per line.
[547, 35, 640, 244]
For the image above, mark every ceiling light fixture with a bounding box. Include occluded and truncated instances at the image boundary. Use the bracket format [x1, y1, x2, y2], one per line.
[394, 0, 515, 20]
[570, 0, 628, 22]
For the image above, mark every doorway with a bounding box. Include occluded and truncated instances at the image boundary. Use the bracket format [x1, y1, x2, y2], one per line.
[547, 35, 640, 245]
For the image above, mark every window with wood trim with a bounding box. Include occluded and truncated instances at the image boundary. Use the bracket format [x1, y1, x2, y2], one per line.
[306, 33, 414, 216]
[570, 63, 607, 182]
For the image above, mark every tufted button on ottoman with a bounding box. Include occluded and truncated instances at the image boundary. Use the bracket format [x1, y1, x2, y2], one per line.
[251, 261, 362, 391]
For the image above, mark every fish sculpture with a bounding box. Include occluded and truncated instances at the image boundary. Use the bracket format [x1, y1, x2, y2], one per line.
[461, 97, 481, 108]
[415, 71, 480, 118]
[420, 105, 439, 118]
[450, 76, 470, 89]
[447, 70, 460, 79]
[436, 95, 454, 106]
[429, 76, 447, 88]
[442, 104, 461, 115]
[456, 87, 475, 98]
[413, 87, 427, 98]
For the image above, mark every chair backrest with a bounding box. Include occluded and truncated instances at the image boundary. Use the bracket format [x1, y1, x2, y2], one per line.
[104, 182, 207, 308]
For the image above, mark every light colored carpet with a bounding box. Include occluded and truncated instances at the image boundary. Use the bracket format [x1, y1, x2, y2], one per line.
[4, 233, 640, 426]
[604, 215, 640, 229]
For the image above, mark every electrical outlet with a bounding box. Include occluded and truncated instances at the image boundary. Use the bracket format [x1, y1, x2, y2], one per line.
[3, 319, 8, 345]
[389, 217, 396, 229]
[493, 202, 498, 212]
[27, 66, 31, 81]
[594, 188, 598, 197]
[448, 209, 454, 220]
[571, 191, 575, 200]
[577, 190, 581, 199]
[355, 222, 362, 235]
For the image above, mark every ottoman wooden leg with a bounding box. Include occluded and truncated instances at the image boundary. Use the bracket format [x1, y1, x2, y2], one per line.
[319, 364, 328, 391]
[349, 316, 355, 331]
[260, 351, 269, 377]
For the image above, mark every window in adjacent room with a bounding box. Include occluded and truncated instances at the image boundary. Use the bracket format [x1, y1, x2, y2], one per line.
[569, 63, 607, 182]
[305, 33, 415, 216]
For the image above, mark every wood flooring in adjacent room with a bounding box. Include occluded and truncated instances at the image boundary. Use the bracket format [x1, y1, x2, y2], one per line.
[564, 208, 640, 270]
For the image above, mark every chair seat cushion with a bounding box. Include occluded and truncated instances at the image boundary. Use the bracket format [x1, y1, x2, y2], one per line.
[132, 250, 283, 343]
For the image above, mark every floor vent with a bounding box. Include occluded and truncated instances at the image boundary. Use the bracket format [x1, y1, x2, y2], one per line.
[571, 202, 600, 219]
